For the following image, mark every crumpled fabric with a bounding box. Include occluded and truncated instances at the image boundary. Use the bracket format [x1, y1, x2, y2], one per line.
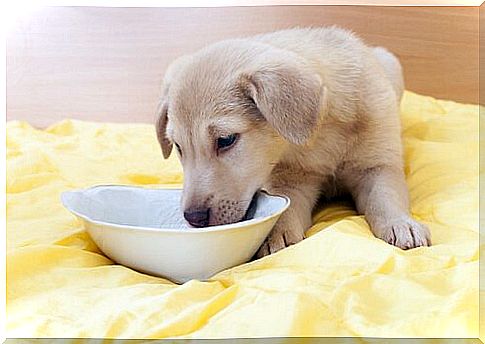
[6, 91, 479, 339]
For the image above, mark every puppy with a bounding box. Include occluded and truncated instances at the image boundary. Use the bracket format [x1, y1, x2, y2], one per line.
[155, 27, 431, 257]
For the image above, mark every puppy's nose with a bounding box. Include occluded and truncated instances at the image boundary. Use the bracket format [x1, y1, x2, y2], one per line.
[183, 207, 210, 227]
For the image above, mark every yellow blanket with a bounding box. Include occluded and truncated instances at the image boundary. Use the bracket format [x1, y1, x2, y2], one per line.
[6, 91, 479, 339]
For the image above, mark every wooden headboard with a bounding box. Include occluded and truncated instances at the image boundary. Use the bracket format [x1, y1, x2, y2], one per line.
[6, 5, 479, 127]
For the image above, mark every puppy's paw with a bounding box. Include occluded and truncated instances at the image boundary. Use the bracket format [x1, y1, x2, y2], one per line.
[255, 225, 305, 258]
[374, 217, 431, 250]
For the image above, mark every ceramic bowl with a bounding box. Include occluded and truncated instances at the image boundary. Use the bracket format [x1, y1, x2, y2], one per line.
[61, 185, 290, 283]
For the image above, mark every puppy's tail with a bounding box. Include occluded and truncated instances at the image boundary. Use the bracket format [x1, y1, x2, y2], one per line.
[372, 47, 404, 102]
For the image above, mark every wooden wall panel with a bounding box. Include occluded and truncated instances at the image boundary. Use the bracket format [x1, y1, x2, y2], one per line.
[6, 6, 479, 127]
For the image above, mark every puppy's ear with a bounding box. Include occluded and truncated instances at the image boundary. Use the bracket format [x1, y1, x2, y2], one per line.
[155, 100, 172, 159]
[155, 54, 193, 159]
[239, 64, 323, 145]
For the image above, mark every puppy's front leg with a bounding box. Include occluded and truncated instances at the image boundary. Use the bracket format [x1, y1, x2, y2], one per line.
[255, 172, 321, 258]
[344, 165, 431, 249]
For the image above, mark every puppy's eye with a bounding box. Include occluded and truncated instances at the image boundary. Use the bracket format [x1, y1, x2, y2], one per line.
[217, 133, 239, 152]
[174, 142, 182, 156]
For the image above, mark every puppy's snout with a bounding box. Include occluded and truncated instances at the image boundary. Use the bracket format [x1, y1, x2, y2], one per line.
[184, 207, 211, 227]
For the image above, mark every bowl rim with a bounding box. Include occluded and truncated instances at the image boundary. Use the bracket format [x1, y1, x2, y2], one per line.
[61, 184, 290, 234]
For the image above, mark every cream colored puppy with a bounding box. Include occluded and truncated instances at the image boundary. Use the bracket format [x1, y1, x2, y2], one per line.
[156, 27, 431, 257]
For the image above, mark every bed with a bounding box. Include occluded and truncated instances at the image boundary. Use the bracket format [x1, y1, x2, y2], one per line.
[6, 90, 479, 338]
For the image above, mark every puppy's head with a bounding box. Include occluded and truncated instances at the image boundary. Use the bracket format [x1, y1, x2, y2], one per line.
[156, 42, 323, 227]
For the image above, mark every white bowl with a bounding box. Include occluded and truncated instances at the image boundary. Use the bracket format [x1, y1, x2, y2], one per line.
[60, 185, 289, 283]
